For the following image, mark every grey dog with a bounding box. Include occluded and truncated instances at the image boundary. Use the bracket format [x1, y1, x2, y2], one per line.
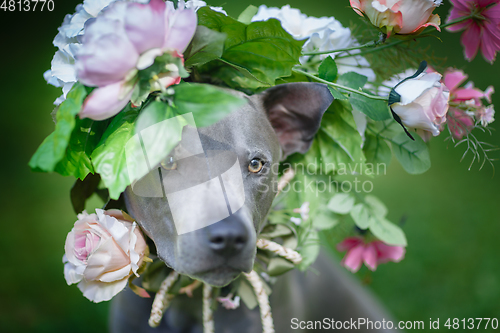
[110, 83, 396, 332]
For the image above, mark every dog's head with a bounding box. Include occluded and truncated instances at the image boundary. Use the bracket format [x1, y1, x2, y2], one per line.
[124, 82, 333, 286]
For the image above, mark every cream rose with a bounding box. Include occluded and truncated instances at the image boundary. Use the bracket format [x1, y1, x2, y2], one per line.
[63, 209, 148, 303]
[390, 70, 450, 137]
[350, 0, 442, 35]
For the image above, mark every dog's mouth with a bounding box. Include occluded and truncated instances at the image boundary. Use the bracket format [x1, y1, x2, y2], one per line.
[188, 265, 243, 287]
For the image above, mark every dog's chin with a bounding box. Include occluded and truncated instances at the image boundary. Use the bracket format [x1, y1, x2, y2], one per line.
[189, 266, 244, 287]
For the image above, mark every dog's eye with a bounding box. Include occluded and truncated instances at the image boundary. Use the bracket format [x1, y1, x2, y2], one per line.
[248, 158, 263, 173]
[161, 156, 177, 170]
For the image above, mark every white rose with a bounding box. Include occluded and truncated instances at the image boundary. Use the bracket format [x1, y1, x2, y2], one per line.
[63, 209, 148, 303]
[390, 71, 450, 136]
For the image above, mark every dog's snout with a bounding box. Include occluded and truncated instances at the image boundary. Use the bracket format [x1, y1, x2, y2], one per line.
[206, 219, 248, 257]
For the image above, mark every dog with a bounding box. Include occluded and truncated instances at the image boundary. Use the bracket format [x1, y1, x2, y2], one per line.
[109, 82, 396, 332]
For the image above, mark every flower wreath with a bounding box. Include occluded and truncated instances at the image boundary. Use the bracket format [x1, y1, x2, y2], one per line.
[30, 0, 498, 331]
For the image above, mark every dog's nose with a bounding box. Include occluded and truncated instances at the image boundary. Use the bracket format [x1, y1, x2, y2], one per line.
[206, 218, 248, 257]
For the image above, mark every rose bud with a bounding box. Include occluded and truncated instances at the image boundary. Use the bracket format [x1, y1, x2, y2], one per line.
[388, 61, 450, 139]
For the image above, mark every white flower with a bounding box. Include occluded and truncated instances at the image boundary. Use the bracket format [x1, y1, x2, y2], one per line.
[179, 0, 227, 15]
[390, 71, 450, 136]
[44, 0, 151, 105]
[378, 68, 417, 96]
[63, 209, 148, 303]
[478, 105, 495, 126]
[252, 5, 376, 81]
[293, 202, 310, 220]
[290, 217, 302, 225]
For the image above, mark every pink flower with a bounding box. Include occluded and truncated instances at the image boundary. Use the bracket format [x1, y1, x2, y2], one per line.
[446, 109, 475, 140]
[337, 237, 405, 273]
[444, 68, 494, 103]
[76, 0, 197, 120]
[442, 68, 496, 138]
[350, 0, 442, 36]
[63, 209, 148, 303]
[217, 294, 241, 310]
[390, 71, 450, 136]
[446, 0, 500, 63]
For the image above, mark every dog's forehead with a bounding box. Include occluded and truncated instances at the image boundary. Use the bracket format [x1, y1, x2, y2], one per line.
[191, 96, 281, 161]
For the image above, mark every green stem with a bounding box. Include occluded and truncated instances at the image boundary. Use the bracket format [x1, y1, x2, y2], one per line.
[439, 15, 472, 30]
[302, 15, 476, 59]
[292, 68, 388, 101]
[335, 39, 406, 59]
[303, 41, 377, 56]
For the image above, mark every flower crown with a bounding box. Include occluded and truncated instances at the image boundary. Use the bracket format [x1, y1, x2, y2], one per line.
[30, 0, 498, 330]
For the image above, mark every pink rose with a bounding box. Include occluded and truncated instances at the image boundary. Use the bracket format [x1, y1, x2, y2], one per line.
[350, 0, 442, 36]
[76, 0, 197, 120]
[63, 209, 148, 303]
[391, 71, 450, 136]
[337, 237, 405, 273]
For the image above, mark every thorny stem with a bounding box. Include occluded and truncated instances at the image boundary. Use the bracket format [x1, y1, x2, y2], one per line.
[292, 68, 388, 101]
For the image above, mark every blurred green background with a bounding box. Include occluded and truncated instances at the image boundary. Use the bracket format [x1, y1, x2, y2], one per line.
[1, 0, 499, 332]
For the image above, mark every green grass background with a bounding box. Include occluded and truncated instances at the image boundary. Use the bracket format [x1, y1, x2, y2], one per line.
[1, 0, 499, 331]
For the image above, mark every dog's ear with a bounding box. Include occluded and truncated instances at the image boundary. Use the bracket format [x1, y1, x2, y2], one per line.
[259, 82, 333, 159]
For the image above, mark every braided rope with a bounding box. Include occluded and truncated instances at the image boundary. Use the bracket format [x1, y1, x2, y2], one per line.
[276, 168, 295, 195]
[148, 271, 180, 328]
[257, 238, 302, 265]
[203, 283, 215, 333]
[243, 270, 275, 333]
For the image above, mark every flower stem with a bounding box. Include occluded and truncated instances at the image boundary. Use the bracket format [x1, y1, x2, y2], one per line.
[292, 68, 388, 101]
[302, 15, 476, 59]
[438, 15, 474, 30]
[303, 41, 377, 56]
[335, 39, 407, 59]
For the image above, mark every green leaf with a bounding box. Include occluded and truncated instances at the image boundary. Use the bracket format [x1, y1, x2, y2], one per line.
[70, 173, 101, 214]
[350, 203, 373, 230]
[172, 83, 246, 127]
[370, 217, 407, 246]
[365, 195, 388, 217]
[222, 19, 304, 85]
[237, 279, 258, 310]
[327, 86, 348, 100]
[237, 5, 259, 24]
[260, 224, 293, 239]
[318, 56, 338, 82]
[197, 7, 246, 48]
[298, 230, 320, 271]
[29, 83, 87, 172]
[91, 107, 140, 200]
[349, 93, 392, 121]
[337, 72, 368, 90]
[315, 101, 366, 174]
[363, 133, 392, 166]
[267, 257, 295, 276]
[313, 208, 340, 230]
[197, 8, 304, 88]
[132, 101, 185, 187]
[327, 193, 355, 214]
[54, 118, 108, 180]
[184, 26, 227, 68]
[391, 132, 431, 174]
[350, 195, 389, 230]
